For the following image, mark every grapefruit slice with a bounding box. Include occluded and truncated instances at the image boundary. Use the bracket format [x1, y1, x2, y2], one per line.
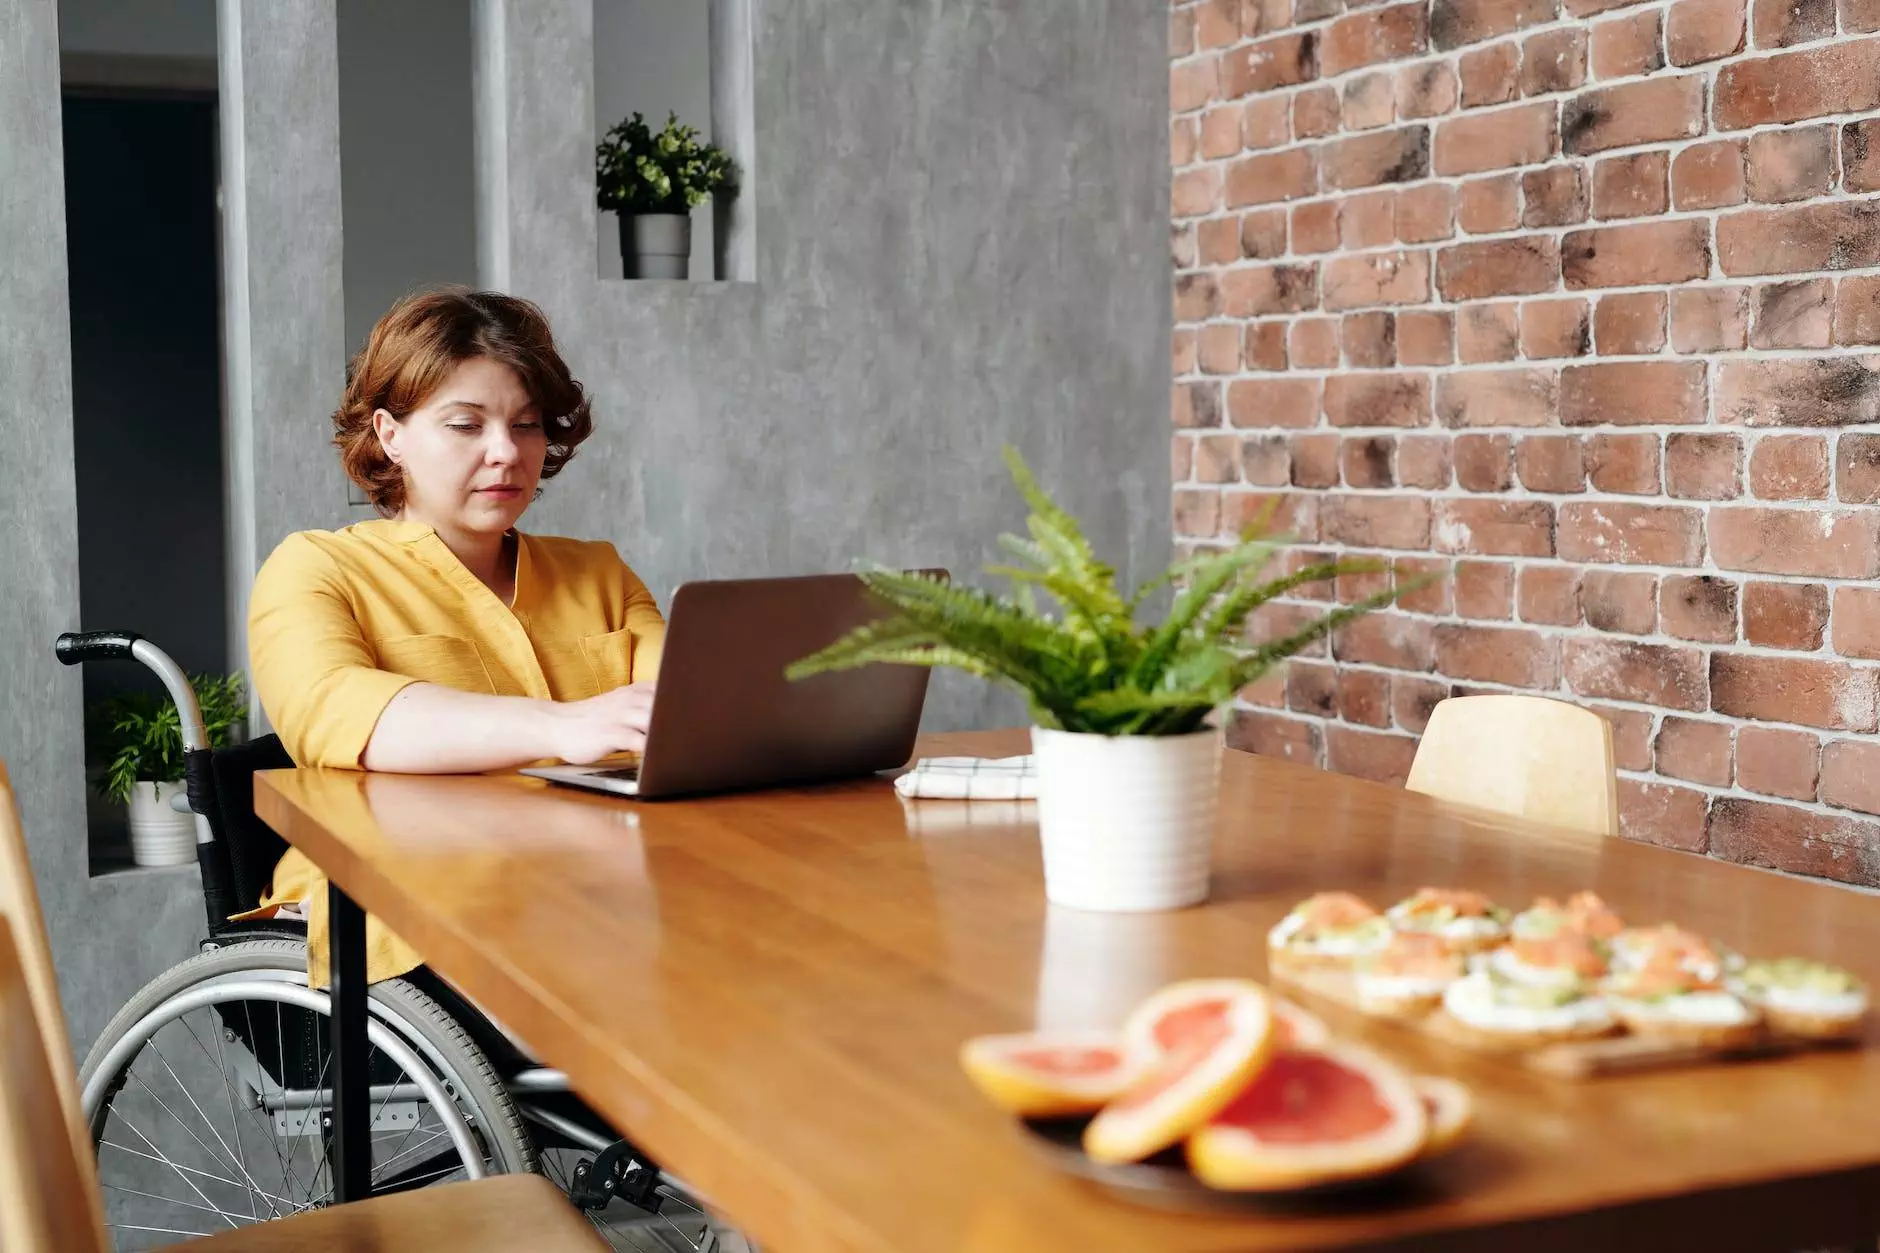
[1186, 1039, 1428, 1191]
[1411, 1075, 1472, 1157]
[1085, 980, 1276, 1164]
[958, 1030, 1144, 1117]
[1273, 998, 1330, 1049]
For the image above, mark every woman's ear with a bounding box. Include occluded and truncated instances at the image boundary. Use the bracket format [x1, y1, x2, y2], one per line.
[371, 408, 402, 464]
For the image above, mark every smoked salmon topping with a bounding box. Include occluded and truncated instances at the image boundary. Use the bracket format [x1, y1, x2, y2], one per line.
[1565, 892, 1625, 940]
[1366, 931, 1464, 980]
[1510, 931, 1608, 978]
[1400, 887, 1496, 918]
[1296, 892, 1379, 932]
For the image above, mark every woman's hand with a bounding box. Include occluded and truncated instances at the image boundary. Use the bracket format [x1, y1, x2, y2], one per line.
[545, 682, 657, 764]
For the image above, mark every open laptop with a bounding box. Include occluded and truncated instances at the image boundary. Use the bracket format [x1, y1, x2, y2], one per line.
[520, 571, 940, 800]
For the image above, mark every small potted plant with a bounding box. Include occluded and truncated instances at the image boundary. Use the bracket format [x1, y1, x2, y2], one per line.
[788, 450, 1412, 914]
[91, 673, 246, 867]
[596, 110, 738, 280]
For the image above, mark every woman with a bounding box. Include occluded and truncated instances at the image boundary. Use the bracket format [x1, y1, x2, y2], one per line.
[242, 288, 663, 984]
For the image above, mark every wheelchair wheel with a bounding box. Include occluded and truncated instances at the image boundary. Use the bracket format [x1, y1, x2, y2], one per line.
[78, 937, 533, 1250]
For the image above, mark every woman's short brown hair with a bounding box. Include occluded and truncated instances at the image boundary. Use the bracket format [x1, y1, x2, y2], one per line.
[334, 287, 594, 514]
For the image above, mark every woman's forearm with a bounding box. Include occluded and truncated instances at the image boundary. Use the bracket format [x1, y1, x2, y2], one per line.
[361, 683, 560, 774]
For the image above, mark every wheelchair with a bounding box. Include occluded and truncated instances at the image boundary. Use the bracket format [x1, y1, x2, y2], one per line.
[56, 630, 751, 1253]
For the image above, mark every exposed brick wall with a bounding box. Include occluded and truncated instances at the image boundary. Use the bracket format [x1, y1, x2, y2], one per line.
[1170, 0, 1880, 884]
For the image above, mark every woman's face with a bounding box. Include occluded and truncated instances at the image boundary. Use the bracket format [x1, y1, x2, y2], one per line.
[374, 356, 547, 537]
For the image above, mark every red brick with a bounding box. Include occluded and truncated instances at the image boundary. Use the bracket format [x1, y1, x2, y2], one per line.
[1196, 0, 1242, 48]
[1592, 292, 1666, 354]
[1322, 250, 1433, 310]
[1670, 287, 1749, 352]
[1457, 175, 1520, 234]
[1197, 325, 1240, 376]
[1671, 140, 1746, 210]
[1667, 0, 1746, 64]
[1395, 184, 1456, 243]
[1665, 432, 1742, 501]
[1334, 612, 1437, 669]
[1287, 203, 1334, 255]
[1395, 555, 1456, 614]
[1585, 433, 1662, 494]
[1289, 318, 1340, 367]
[1435, 623, 1560, 686]
[1322, 128, 1433, 191]
[1717, 202, 1880, 277]
[1714, 41, 1880, 128]
[1248, 601, 1331, 659]
[1199, 105, 1246, 161]
[1246, 321, 1289, 371]
[1581, 569, 1658, 633]
[1847, 0, 1880, 32]
[1518, 565, 1582, 624]
[1460, 43, 1521, 108]
[1436, 237, 1561, 300]
[1521, 164, 1588, 227]
[1391, 674, 1452, 733]
[1398, 62, 1461, 120]
[1288, 660, 1339, 716]
[1747, 126, 1835, 204]
[1736, 726, 1820, 800]
[1322, 495, 1433, 549]
[1289, 435, 1340, 488]
[1750, 280, 1833, 351]
[1821, 740, 1880, 816]
[1226, 149, 1320, 207]
[1655, 717, 1734, 787]
[1293, 86, 1342, 140]
[1229, 378, 1323, 428]
[1717, 358, 1880, 427]
[1240, 209, 1289, 260]
[1341, 311, 1397, 368]
[1222, 33, 1319, 98]
[1521, 28, 1589, 94]
[1172, 56, 1219, 114]
[1835, 276, 1880, 345]
[1324, 373, 1432, 427]
[1435, 367, 1558, 426]
[1244, 0, 1296, 38]
[1343, 74, 1398, 132]
[1520, 297, 1590, 357]
[1836, 433, 1880, 503]
[1709, 506, 1880, 578]
[1751, 0, 1834, 48]
[1454, 560, 1516, 619]
[1558, 501, 1705, 565]
[1175, 489, 1221, 537]
[1193, 433, 1242, 484]
[1565, 637, 1709, 709]
[1243, 95, 1294, 151]
[1173, 167, 1221, 219]
[1432, 102, 1558, 174]
[1173, 329, 1197, 377]
[1336, 668, 1395, 728]
[1326, 725, 1421, 785]
[1454, 432, 1515, 491]
[1173, 434, 1195, 483]
[1661, 573, 1740, 643]
[1221, 264, 1320, 317]
[1197, 217, 1240, 266]
[1174, 380, 1223, 429]
[1431, 0, 1561, 52]
[1620, 779, 1711, 852]
[1561, 77, 1705, 154]
[1457, 303, 1520, 362]
[1174, 273, 1219, 323]
[1709, 797, 1880, 886]
[1433, 499, 1556, 555]
[1323, 3, 1430, 74]
[1342, 435, 1398, 488]
[1591, 9, 1665, 78]
[1561, 220, 1710, 289]
[1172, 7, 1197, 57]
[1591, 152, 1669, 220]
[1837, 586, 1880, 658]
[1744, 580, 1829, 649]
[1560, 362, 1705, 426]
[1844, 120, 1880, 193]
[1397, 433, 1454, 487]
[1226, 710, 1324, 767]
[1172, 118, 1200, 170]
[1711, 652, 1880, 731]
[1515, 433, 1587, 491]
[1242, 434, 1292, 486]
[1224, 491, 1322, 539]
[1748, 434, 1829, 499]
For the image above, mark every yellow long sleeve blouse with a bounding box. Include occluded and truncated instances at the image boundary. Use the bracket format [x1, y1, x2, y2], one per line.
[243, 518, 665, 984]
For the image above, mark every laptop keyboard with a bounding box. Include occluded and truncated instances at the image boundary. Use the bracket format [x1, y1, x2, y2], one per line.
[590, 764, 642, 781]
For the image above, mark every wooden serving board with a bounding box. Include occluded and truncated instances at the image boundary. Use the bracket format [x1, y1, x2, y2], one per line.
[1270, 964, 1830, 1079]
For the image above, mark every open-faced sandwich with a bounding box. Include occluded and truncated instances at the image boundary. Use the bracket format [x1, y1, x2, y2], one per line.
[1267, 892, 1391, 973]
[1562, 891, 1624, 940]
[1439, 965, 1616, 1048]
[1603, 952, 1762, 1048]
[1729, 958, 1869, 1042]
[1488, 903, 1610, 989]
[1354, 930, 1466, 1017]
[1611, 923, 1739, 984]
[1386, 888, 1510, 954]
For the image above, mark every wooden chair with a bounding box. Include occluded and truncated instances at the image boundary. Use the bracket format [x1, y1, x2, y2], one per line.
[0, 763, 608, 1253]
[1404, 695, 1619, 838]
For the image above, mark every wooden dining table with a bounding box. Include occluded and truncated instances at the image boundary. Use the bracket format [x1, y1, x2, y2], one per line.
[255, 728, 1880, 1252]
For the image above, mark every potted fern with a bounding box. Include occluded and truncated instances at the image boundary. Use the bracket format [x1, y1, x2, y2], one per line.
[789, 450, 1411, 913]
[596, 110, 738, 279]
[90, 673, 246, 867]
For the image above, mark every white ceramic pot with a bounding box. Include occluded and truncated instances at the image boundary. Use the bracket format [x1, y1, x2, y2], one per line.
[620, 212, 691, 279]
[127, 780, 195, 868]
[1031, 727, 1222, 912]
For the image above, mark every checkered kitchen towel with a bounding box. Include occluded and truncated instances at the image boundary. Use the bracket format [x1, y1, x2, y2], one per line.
[893, 755, 1039, 800]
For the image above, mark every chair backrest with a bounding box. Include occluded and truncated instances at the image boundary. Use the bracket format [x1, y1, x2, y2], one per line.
[1404, 695, 1619, 838]
[0, 763, 109, 1253]
[191, 733, 296, 927]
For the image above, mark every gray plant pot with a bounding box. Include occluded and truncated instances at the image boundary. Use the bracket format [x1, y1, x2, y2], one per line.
[620, 212, 691, 280]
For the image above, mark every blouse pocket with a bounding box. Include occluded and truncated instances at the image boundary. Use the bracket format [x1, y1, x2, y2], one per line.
[373, 633, 496, 695]
[579, 626, 637, 693]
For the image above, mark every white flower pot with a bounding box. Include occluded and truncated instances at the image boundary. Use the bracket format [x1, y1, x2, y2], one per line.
[1031, 727, 1222, 912]
[620, 212, 691, 279]
[127, 780, 196, 868]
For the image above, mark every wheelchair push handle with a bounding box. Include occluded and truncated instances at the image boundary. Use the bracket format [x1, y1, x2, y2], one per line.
[54, 629, 212, 756]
